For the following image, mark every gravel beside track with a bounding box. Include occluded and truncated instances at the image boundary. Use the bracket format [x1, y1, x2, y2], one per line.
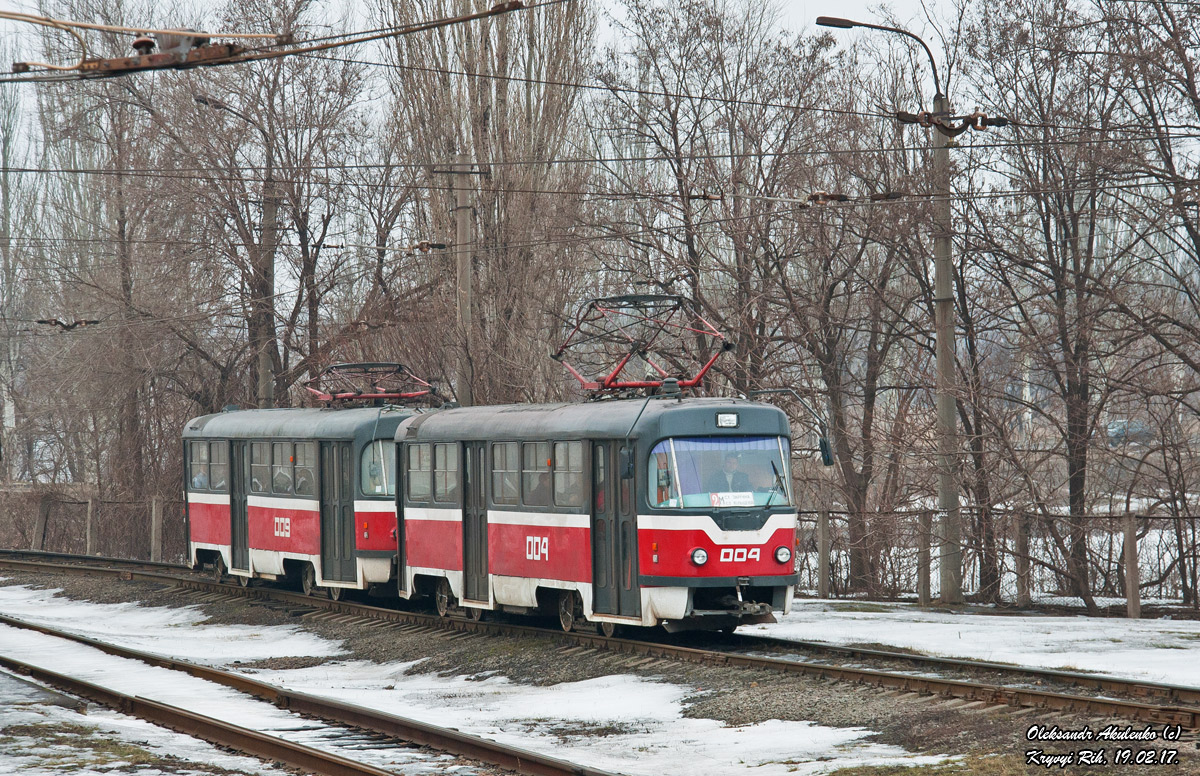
[2, 564, 1198, 774]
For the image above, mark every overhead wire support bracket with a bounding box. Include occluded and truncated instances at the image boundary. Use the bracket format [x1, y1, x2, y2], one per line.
[7, 1, 529, 80]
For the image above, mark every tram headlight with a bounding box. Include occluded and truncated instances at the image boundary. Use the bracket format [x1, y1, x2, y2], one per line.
[691, 548, 709, 566]
[774, 545, 792, 564]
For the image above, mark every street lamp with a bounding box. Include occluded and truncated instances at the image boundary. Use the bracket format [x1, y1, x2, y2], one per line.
[816, 16, 963, 604]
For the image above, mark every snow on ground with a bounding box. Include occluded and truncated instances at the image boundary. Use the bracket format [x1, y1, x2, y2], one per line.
[749, 598, 1200, 685]
[0, 622, 473, 774]
[0, 669, 290, 776]
[251, 662, 946, 776]
[0, 581, 947, 775]
[0, 579, 341, 665]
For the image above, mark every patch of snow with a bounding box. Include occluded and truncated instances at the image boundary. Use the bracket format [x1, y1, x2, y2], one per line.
[252, 664, 947, 776]
[0, 621, 475, 775]
[0, 580, 341, 665]
[751, 599, 1200, 685]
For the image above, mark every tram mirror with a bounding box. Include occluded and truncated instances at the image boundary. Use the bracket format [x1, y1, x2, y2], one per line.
[657, 469, 671, 487]
[618, 448, 635, 479]
[819, 437, 834, 467]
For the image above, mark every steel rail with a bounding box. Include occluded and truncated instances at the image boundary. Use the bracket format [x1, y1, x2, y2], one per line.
[1, 551, 1198, 729]
[0, 653, 401, 776]
[0, 613, 622, 776]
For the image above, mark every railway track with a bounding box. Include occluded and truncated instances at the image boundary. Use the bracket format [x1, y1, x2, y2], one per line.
[2, 549, 1199, 732]
[0, 609, 621, 776]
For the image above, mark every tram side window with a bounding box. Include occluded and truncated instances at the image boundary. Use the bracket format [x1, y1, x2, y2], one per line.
[407, 444, 432, 502]
[294, 442, 316, 496]
[208, 442, 228, 492]
[492, 442, 519, 505]
[433, 443, 458, 503]
[272, 442, 294, 495]
[189, 442, 210, 490]
[361, 441, 395, 497]
[553, 441, 583, 507]
[522, 442, 550, 506]
[250, 443, 270, 494]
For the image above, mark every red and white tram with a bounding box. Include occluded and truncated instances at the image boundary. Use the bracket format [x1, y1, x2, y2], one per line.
[184, 406, 412, 598]
[394, 396, 798, 632]
[184, 396, 799, 631]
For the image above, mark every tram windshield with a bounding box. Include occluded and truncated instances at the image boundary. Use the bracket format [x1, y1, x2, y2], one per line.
[647, 436, 792, 508]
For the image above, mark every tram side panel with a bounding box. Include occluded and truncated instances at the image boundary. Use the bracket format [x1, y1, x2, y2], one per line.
[187, 491, 231, 566]
[487, 511, 592, 609]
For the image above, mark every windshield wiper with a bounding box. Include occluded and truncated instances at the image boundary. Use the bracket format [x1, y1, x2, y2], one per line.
[765, 460, 787, 508]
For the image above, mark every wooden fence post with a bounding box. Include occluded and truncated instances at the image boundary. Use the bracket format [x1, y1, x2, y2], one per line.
[150, 496, 163, 563]
[918, 511, 932, 606]
[1124, 513, 1140, 619]
[817, 510, 831, 599]
[85, 497, 96, 555]
[1015, 511, 1031, 607]
[30, 494, 51, 551]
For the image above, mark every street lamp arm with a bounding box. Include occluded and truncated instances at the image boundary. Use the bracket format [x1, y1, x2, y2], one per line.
[816, 16, 942, 99]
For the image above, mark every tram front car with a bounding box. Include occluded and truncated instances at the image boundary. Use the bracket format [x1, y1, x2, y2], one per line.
[633, 398, 798, 631]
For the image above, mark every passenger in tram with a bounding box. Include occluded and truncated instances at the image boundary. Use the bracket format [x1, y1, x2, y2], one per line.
[529, 472, 551, 505]
[705, 453, 751, 493]
[191, 470, 209, 489]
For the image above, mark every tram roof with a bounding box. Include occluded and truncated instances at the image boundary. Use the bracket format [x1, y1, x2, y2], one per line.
[183, 405, 415, 442]
[397, 397, 789, 443]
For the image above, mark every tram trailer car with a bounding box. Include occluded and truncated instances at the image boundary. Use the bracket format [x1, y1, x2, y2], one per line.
[395, 397, 799, 632]
[184, 406, 411, 596]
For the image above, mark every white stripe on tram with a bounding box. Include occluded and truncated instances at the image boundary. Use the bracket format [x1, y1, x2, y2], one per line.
[488, 510, 590, 529]
[636, 512, 797, 545]
[247, 495, 320, 512]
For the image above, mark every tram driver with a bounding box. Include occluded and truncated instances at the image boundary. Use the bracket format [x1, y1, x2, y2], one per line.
[705, 453, 751, 493]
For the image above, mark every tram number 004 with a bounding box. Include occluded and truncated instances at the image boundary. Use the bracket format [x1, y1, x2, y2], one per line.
[719, 547, 760, 563]
[526, 535, 549, 561]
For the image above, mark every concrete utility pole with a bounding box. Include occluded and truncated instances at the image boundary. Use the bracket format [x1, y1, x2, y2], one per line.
[931, 91, 963, 604]
[453, 153, 474, 407]
[817, 16, 964, 603]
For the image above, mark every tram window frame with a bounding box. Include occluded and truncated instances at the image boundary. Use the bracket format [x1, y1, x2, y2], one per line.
[553, 441, 584, 508]
[521, 442, 551, 507]
[361, 440, 395, 498]
[188, 441, 210, 490]
[271, 442, 294, 495]
[208, 441, 228, 492]
[406, 443, 432, 503]
[433, 443, 459, 503]
[491, 442, 519, 505]
[293, 442, 316, 497]
[250, 442, 270, 494]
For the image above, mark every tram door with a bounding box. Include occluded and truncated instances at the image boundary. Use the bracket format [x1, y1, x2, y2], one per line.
[592, 443, 641, 617]
[394, 447, 407, 596]
[462, 442, 489, 602]
[319, 442, 356, 583]
[230, 441, 250, 571]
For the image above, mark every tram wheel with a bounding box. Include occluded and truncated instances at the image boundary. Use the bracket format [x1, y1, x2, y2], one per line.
[466, 606, 483, 622]
[599, 621, 617, 638]
[301, 565, 317, 597]
[434, 578, 453, 618]
[557, 590, 577, 632]
[211, 556, 227, 583]
[327, 585, 342, 601]
[236, 573, 250, 588]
